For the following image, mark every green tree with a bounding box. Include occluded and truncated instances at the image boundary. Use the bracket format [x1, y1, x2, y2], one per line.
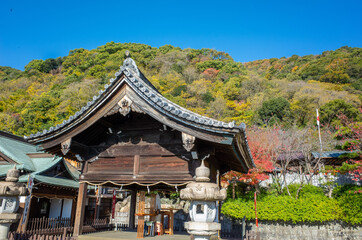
[258, 97, 291, 124]
[196, 60, 226, 72]
[320, 99, 360, 127]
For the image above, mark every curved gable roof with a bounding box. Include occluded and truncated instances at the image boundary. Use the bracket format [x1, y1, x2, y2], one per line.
[25, 55, 254, 171]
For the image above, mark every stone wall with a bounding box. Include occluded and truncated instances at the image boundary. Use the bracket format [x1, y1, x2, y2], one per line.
[248, 221, 362, 240]
[260, 172, 361, 189]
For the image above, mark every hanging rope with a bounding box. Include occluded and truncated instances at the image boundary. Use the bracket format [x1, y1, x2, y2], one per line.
[79, 180, 192, 188]
[32, 194, 76, 200]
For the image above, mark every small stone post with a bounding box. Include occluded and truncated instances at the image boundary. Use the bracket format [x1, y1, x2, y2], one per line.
[0, 166, 27, 240]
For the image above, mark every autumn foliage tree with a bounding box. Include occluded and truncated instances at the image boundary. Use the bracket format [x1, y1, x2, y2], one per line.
[221, 127, 278, 195]
[331, 110, 362, 182]
[240, 127, 277, 186]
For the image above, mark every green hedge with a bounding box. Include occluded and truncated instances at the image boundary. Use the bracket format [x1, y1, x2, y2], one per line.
[221, 184, 362, 225]
[333, 185, 362, 224]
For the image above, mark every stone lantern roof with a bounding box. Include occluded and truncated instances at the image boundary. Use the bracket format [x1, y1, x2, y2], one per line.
[180, 160, 226, 201]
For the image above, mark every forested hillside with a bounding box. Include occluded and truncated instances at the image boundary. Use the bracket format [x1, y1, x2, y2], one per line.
[0, 43, 361, 136]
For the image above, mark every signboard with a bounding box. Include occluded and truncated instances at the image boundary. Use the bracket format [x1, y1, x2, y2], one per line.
[21, 195, 31, 225]
[96, 186, 102, 205]
[21, 176, 34, 225]
[111, 189, 116, 218]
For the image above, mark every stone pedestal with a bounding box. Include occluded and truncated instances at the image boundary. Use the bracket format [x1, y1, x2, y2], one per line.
[0, 166, 27, 240]
[0, 223, 10, 240]
[0, 214, 20, 240]
[180, 160, 226, 240]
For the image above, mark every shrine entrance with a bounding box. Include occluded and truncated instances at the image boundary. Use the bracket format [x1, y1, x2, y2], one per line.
[26, 53, 253, 239]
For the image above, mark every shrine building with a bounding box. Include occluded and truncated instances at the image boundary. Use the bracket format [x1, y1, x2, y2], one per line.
[25, 52, 254, 237]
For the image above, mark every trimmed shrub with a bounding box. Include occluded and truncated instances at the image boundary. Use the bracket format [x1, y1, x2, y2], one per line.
[338, 192, 362, 224]
[222, 194, 340, 224]
[222, 184, 362, 225]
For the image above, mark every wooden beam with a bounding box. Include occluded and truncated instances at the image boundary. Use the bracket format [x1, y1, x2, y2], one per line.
[0, 152, 17, 165]
[133, 155, 140, 176]
[73, 182, 87, 237]
[32, 193, 76, 199]
[82, 173, 193, 183]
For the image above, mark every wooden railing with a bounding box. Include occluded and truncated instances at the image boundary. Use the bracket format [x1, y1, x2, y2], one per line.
[9, 217, 111, 239]
[82, 218, 110, 234]
[27, 217, 72, 234]
[8, 228, 73, 240]
[25, 217, 110, 234]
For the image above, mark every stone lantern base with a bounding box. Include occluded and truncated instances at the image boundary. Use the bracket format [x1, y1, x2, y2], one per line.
[185, 221, 221, 240]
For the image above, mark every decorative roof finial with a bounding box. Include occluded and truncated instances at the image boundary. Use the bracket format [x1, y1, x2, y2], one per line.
[122, 50, 140, 77]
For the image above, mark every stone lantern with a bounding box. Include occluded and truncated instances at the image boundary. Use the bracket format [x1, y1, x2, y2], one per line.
[0, 166, 27, 240]
[180, 160, 227, 240]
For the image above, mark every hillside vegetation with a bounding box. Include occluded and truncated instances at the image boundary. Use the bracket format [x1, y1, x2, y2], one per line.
[0, 43, 361, 136]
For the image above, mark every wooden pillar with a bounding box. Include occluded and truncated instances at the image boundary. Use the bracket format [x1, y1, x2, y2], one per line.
[129, 190, 136, 229]
[59, 199, 64, 218]
[70, 197, 77, 226]
[136, 191, 146, 238]
[149, 193, 156, 221]
[73, 182, 88, 237]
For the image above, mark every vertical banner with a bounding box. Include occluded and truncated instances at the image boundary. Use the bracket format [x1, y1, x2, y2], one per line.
[21, 176, 34, 225]
[111, 189, 116, 219]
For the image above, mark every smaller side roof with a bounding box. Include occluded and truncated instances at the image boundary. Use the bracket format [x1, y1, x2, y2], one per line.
[0, 131, 36, 171]
[311, 151, 360, 159]
[16, 157, 80, 188]
[18, 174, 79, 189]
[0, 131, 79, 187]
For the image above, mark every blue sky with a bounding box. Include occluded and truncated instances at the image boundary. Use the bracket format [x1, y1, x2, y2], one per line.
[1, 0, 361, 70]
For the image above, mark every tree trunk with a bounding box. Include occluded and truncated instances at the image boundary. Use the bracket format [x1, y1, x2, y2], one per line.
[295, 166, 305, 199]
[282, 171, 291, 197]
[232, 181, 235, 200]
